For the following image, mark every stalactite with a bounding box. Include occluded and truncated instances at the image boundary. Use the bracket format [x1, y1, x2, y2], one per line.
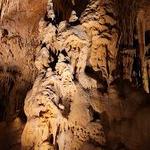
[137, 9, 149, 93]
[121, 49, 136, 81]
[115, 0, 139, 48]
[114, 0, 146, 85]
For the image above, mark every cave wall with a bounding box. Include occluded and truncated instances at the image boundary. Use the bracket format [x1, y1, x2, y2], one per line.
[0, 0, 150, 150]
[0, 0, 46, 149]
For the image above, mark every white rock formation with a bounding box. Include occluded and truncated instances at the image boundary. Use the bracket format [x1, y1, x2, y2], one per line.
[21, 0, 119, 149]
[22, 62, 105, 149]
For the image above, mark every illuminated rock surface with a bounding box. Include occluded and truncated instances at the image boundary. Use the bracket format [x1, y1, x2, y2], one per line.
[0, 0, 150, 150]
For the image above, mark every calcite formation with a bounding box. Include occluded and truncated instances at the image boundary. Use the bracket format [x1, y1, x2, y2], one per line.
[0, 0, 150, 150]
[40, 0, 119, 88]
[22, 65, 105, 149]
[21, 0, 118, 149]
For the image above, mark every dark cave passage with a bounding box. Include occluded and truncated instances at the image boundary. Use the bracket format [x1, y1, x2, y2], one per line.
[0, 66, 33, 150]
[0, 65, 29, 122]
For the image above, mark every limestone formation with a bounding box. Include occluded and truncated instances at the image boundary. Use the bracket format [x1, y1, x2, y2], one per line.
[22, 65, 105, 149]
[0, 0, 150, 150]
